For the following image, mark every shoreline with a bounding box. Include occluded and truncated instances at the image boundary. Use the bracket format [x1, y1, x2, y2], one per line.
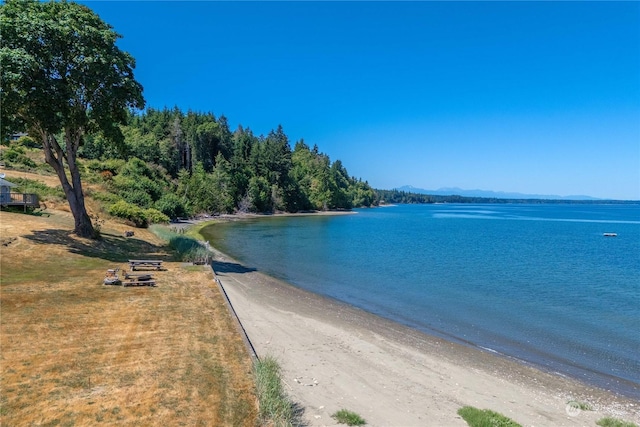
[193, 219, 640, 426]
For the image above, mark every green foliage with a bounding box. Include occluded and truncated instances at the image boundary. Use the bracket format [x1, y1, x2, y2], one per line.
[1, 0, 144, 237]
[151, 225, 194, 250]
[457, 406, 522, 427]
[1, 1, 375, 226]
[84, 158, 126, 176]
[332, 409, 367, 426]
[1, 145, 37, 168]
[144, 208, 169, 224]
[79, 107, 377, 215]
[375, 189, 432, 204]
[247, 176, 272, 213]
[597, 417, 639, 427]
[150, 225, 209, 263]
[7, 177, 65, 200]
[107, 200, 148, 228]
[154, 193, 188, 219]
[0, 0, 144, 140]
[253, 356, 298, 427]
[86, 189, 120, 204]
[121, 188, 153, 208]
[109, 157, 170, 208]
[14, 135, 39, 148]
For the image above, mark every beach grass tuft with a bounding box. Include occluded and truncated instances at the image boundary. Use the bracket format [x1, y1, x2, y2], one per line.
[254, 356, 298, 427]
[597, 417, 639, 427]
[457, 406, 522, 427]
[568, 400, 593, 411]
[150, 225, 209, 263]
[332, 408, 367, 426]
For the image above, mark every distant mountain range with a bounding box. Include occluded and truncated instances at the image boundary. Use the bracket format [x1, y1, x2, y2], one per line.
[396, 186, 600, 201]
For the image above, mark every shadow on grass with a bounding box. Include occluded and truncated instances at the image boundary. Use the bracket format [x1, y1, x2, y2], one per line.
[23, 229, 174, 263]
[212, 260, 257, 274]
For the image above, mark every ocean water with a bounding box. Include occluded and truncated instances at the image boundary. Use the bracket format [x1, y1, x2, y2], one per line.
[201, 204, 640, 398]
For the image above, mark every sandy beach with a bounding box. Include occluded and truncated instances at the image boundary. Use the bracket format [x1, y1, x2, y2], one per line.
[207, 243, 639, 427]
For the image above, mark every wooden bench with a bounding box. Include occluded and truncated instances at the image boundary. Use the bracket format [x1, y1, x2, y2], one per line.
[122, 272, 156, 287]
[128, 260, 163, 271]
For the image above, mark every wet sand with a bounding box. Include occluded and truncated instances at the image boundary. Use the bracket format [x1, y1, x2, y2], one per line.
[209, 245, 640, 427]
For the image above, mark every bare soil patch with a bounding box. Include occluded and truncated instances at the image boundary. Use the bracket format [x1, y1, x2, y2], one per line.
[0, 210, 257, 426]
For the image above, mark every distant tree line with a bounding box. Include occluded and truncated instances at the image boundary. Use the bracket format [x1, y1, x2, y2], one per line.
[375, 189, 635, 205]
[77, 107, 377, 217]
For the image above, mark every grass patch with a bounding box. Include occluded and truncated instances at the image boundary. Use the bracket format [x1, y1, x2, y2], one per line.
[458, 406, 522, 427]
[254, 356, 298, 427]
[567, 400, 593, 411]
[150, 224, 210, 263]
[332, 408, 367, 426]
[597, 417, 639, 427]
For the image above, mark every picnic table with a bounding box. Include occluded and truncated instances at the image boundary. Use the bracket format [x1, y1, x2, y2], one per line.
[123, 272, 156, 287]
[128, 259, 163, 271]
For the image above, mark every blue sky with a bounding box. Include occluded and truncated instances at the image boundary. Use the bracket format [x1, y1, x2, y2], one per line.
[82, 1, 639, 200]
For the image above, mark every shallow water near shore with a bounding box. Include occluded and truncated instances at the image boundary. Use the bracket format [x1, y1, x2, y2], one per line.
[201, 203, 640, 398]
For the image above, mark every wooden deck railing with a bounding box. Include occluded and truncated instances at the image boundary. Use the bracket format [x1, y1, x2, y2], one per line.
[1, 193, 40, 207]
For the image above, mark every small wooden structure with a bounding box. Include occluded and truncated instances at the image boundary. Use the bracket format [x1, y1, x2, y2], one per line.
[103, 268, 122, 286]
[0, 177, 39, 209]
[129, 259, 163, 271]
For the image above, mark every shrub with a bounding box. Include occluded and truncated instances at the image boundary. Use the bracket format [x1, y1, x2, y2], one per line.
[1, 146, 37, 168]
[85, 158, 126, 175]
[144, 208, 170, 224]
[111, 170, 163, 205]
[121, 188, 153, 208]
[108, 200, 148, 228]
[457, 406, 522, 427]
[100, 170, 113, 181]
[154, 193, 187, 219]
[87, 190, 120, 204]
[16, 135, 40, 148]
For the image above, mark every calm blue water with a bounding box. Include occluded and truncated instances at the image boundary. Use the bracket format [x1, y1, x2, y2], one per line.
[201, 204, 640, 398]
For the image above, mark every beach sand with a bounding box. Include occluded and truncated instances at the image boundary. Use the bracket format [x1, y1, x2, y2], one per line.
[208, 245, 639, 427]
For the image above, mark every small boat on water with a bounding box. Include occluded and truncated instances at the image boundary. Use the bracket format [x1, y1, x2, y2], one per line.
[603, 232, 617, 237]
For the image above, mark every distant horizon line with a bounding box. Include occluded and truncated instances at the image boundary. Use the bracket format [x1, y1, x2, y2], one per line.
[383, 185, 639, 202]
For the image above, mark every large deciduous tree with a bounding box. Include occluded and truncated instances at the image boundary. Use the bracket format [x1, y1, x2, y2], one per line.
[1, 0, 144, 237]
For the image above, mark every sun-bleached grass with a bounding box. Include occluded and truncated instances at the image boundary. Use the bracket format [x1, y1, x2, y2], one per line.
[0, 210, 257, 426]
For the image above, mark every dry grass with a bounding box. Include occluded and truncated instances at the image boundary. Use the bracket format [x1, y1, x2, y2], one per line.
[0, 209, 257, 426]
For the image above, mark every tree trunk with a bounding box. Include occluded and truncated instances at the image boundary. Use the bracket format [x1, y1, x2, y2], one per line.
[66, 184, 94, 238]
[41, 130, 95, 239]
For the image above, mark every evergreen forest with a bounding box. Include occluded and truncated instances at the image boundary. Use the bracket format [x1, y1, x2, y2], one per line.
[4, 107, 378, 221]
